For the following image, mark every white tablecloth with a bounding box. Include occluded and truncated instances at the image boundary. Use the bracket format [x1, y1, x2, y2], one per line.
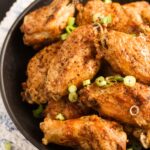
[0, 0, 37, 149]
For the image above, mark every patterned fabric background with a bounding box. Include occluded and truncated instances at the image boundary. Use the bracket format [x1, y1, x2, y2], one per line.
[0, 0, 37, 149]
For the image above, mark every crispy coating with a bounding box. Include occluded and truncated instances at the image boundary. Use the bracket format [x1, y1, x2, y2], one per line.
[100, 30, 150, 84]
[46, 25, 102, 100]
[76, 0, 150, 34]
[123, 1, 150, 25]
[79, 83, 150, 128]
[22, 42, 62, 104]
[21, 0, 75, 48]
[40, 115, 127, 150]
[44, 97, 90, 119]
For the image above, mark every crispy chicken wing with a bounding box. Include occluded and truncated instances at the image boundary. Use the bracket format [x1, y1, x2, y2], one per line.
[40, 115, 127, 150]
[22, 42, 62, 104]
[79, 83, 150, 128]
[46, 25, 102, 100]
[99, 30, 150, 84]
[76, 0, 130, 32]
[44, 97, 89, 119]
[21, 0, 75, 48]
[76, 0, 150, 35]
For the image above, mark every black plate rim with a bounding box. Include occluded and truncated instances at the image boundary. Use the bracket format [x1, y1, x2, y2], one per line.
[0, 0, 46, 149]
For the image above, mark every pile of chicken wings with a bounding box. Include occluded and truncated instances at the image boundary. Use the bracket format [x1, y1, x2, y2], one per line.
[21, 0, 150, 149]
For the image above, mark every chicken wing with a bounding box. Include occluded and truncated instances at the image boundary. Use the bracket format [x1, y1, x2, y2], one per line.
[76, 0, 130, 32]
[22, 42, 62, 104]
[79, 83, 150, 128]
[40, 115, 127, 150]
[44, 97, 89, 119]
[21, 0, 75, 48]
[46, 25, 102, 100]
[76, 0, 150, 35]
[99, 30, 150, 84]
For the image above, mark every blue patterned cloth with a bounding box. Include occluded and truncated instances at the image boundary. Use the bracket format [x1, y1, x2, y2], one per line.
[0, 0, 37, 149]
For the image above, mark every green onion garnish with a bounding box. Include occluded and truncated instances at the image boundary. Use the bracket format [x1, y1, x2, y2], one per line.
[101, 15, 112, 25]
[61, 33, 68, 40]
[68, 84, 77, 93]
[55, 113, 65, 121]
[68, 92, 78, 103]
[123, 76, 136, 87]
[95, 76, 107, 87]
[66, 26, 76, 34]
[106, 75, 124, 82]
[104, 0, 112, 3]
[83, 79, 91, 86]
[4, 141, 12, 150]
[68, 17, 75, 26]
[60, 17, 76, 40]
[33, 104, 43, 118]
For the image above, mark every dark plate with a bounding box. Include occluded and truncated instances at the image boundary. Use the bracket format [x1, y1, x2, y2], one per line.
[0, 0, 149, 150]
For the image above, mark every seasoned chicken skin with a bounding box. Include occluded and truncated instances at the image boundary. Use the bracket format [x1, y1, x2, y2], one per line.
[44, 97, 89, 119]
[40, 115, 127, 150]
[123, 1, 150, 26]
[22, 42, 62, 104]
[21, 0, 75, 48]
[46, 25, 102, 100]
[99, 30, 150, 84]
[79, 83, 150, 128]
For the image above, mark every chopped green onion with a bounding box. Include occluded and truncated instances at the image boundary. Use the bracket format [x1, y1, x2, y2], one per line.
[61, 33, 68, 40]
[123, 76, 136, 87]
[95, 76, 107, 87]
[33, 104, 43, 118]
[4, 141, 12, 150]
[66, 26, 76, 34]
[60, 17, 76, 41]
[104, 0, 112, 3]
[106, 75, 123, 82]
[56, 113, 65, 121]
[68, 92, 78, 103]
[68, 17, 75, 26]
[101, 15, 112, 25]
[68, 84, 77, 93]
[114, 75, 124, 82]
[127, 148, 133, 150]
[83, 79, 91, 86]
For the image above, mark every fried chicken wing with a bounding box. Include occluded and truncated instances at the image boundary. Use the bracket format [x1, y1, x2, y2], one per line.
[79, 83, 150, 128]
[76, 0, 130, 32]
[44, 97, 89, 119]
[22, 42, 62, 104]
[46, 25, 102, 100]
[21, 0, 75, 48]
[99, 30, 150, 84]
[40, 115, 127, 150]
[76, 0, 150, 35]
